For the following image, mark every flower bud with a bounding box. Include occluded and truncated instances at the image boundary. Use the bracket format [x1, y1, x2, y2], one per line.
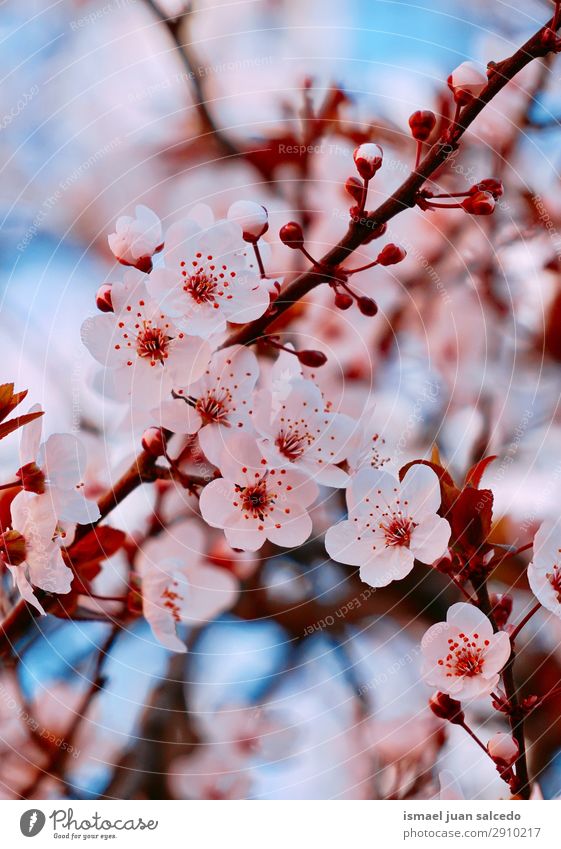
[96, 284, 114, 313]
[461, 191, 496, 215]
[108, 205, 163, 271]
[487, 732, 519, 766]
[279, 221, 305, 250]
[491, 593, 513, 629]
[141, 427, 166, 457]
[429, 692, 465, 725]
[353, 143, 383, 180]
[447, 61, 487, 105]
[227, 200, 269, 242]
[345, 176, 364, 203]
[334, 291, 353, 310]
[357, 296, 378, 316]
[408, 110, 437, 142]
[297, 349, 327, 368]
[377, 243, 407, 266]
[471, 178, 503, 199]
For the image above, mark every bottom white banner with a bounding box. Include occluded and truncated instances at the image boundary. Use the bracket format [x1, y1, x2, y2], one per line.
[1, 800, 558, 848]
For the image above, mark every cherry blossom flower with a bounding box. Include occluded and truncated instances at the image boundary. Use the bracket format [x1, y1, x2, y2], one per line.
[325, 464, 451, 587]
[137, 519, 238, 652]
[0, 491, 73, 614]
[421, 603, 511, 699]
[253, 374, 355, 486]
[155, 345, 259, 468]
[199, 433, 318, 552]
[16, 406, 100, 524]
[147, 215, 270, 338]
[81, 271, 210, 408]
[108, 205, 163, 272]
[527, 519, 561, 617]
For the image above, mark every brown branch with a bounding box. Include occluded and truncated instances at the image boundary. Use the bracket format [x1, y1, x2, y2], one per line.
[222, 17, 561, 350]
[142, 0, 241, 160]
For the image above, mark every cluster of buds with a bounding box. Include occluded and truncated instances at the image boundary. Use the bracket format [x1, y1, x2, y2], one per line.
[417, 178, 503, 216]
[331, 242, 407, 315]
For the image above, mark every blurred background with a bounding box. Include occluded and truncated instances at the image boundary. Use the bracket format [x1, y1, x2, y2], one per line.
[2, 0, 561, 800]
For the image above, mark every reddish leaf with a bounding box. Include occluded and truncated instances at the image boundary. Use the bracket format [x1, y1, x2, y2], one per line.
[450, 487, 494, 555]
[0, 410, 43, 441]
[69, 526, 126, 566]
[465, 455, 497, 488]
[0, 383, 27, 423]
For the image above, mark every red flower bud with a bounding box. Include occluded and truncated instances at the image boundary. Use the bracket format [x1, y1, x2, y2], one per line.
[377, 243, 407, 266]
[471, 178, 503, 199]
[447, 61, 487, 105]
[334, 292, 353, 310]
[141, 427, 166, 457]
[279, 221, 305, 249]
[357, 296, 378, 316]
[345, 176, 364, 203]
[408, 110, 437, 142]
[487, 732, 519, 766]
[353, 143, 383, 180]
[297, 349, 327, 368]
[96, 284, 114, 313]
[429, 692, 465, 725]
[490, 593, 513, 629]
[461, 191, 496, 215]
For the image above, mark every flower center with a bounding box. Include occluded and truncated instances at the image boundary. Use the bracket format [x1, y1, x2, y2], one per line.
[275, 428, 309, 461]
[235, 479, 275, 521]
[439, 632, 490, 678]
[183, 268, 218, 304]
[380, 514, 415, 548]
[196, 390, 231, 425]
[136, 323, 170, 364]
[547, 565, 561, 602]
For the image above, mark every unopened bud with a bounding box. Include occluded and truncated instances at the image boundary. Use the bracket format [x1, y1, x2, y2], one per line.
[357, 296, 378, 316]
[408, 110, 437, 142]
[345, 176, 364, 203]
[297, 349, 327, 368]
[279, 221, 304, 250]
[490, 593, 513, 629]
[487, 732, 519, 766]
[429, 692, 465, 725]
[334, 292, 353, 310]
[377, 243, 407, 266]
[447, 61, 487, 105]
[96, 284, 114, 313]
[228, 200, 269, 242]
[141, 427, 166, 457]
[353, 143, 383, 180]
[461, 191, 496, 215]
